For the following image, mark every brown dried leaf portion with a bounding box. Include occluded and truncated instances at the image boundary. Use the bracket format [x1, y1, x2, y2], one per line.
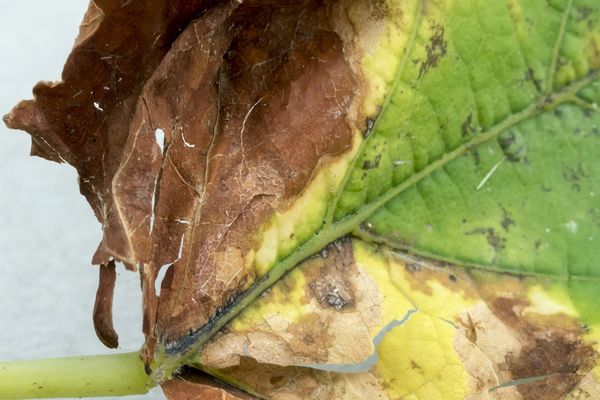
[215, 358, 386, 400]
[4, 0, 217, 267]
[4, 0, 358, 362]
[479, 282, 599, 400]
[4, 0, 228, 353]
[162, 371, 256, 400]
[119, 1, 242, 363]
[158, 1, 352, 343]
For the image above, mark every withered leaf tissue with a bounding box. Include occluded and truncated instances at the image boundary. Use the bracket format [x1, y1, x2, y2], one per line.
[5, 0, 361, 374]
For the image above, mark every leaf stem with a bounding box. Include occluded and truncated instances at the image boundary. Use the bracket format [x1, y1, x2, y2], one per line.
[0, 352, 152, 399]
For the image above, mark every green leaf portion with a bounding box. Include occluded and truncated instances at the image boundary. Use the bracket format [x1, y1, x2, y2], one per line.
[335, 0, 557, 219]
[362, 100, 600, 277]
[332, 0, 600, 279]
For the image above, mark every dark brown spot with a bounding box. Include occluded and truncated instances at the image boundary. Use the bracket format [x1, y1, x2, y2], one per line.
[563, 162, 589, 192]
[500, 207, 516, 232]
[486, 229, 504, 252]
[508, 336, 597, 400]
[461, 113, 477, 137]
[588, 207, 600, 228]
[287, 313, 331, 361]
[371, 0, 390, 20]
[577, 7, 593, 21]
[554, 108, 564, 118]
[405, 262, 421, 273]
[305, 238, 357, 311]
[524, 67, 542, 93]
[466, 227, 505, 252]
[410, 360, 423, 373]
[499, 130, 526, 162]
[419, 23, 447, 78]
[362, 154, 382, 170]
[471, 148, 481, 166]
[365, 117, 375, 134]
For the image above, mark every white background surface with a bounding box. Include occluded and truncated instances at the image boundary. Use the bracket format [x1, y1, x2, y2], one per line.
[0, 2, 164, 399]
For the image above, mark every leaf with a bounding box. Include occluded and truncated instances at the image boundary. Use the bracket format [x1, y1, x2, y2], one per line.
[4, 0, 600, 399]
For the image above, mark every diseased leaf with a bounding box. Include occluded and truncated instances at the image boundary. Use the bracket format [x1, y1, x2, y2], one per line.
[4, 0, 600, 399]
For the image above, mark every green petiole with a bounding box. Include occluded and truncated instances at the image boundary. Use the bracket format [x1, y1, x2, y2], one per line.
[0, 352, 152, 399]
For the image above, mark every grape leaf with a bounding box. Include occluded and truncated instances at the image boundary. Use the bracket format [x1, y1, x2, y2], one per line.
[4, 0, 600, 398]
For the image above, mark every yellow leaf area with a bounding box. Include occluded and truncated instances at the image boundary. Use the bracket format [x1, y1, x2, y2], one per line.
[196, 240, 600, 400]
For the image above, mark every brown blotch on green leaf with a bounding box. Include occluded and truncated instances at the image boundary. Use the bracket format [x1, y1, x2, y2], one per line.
[419, 22, 447, 78]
